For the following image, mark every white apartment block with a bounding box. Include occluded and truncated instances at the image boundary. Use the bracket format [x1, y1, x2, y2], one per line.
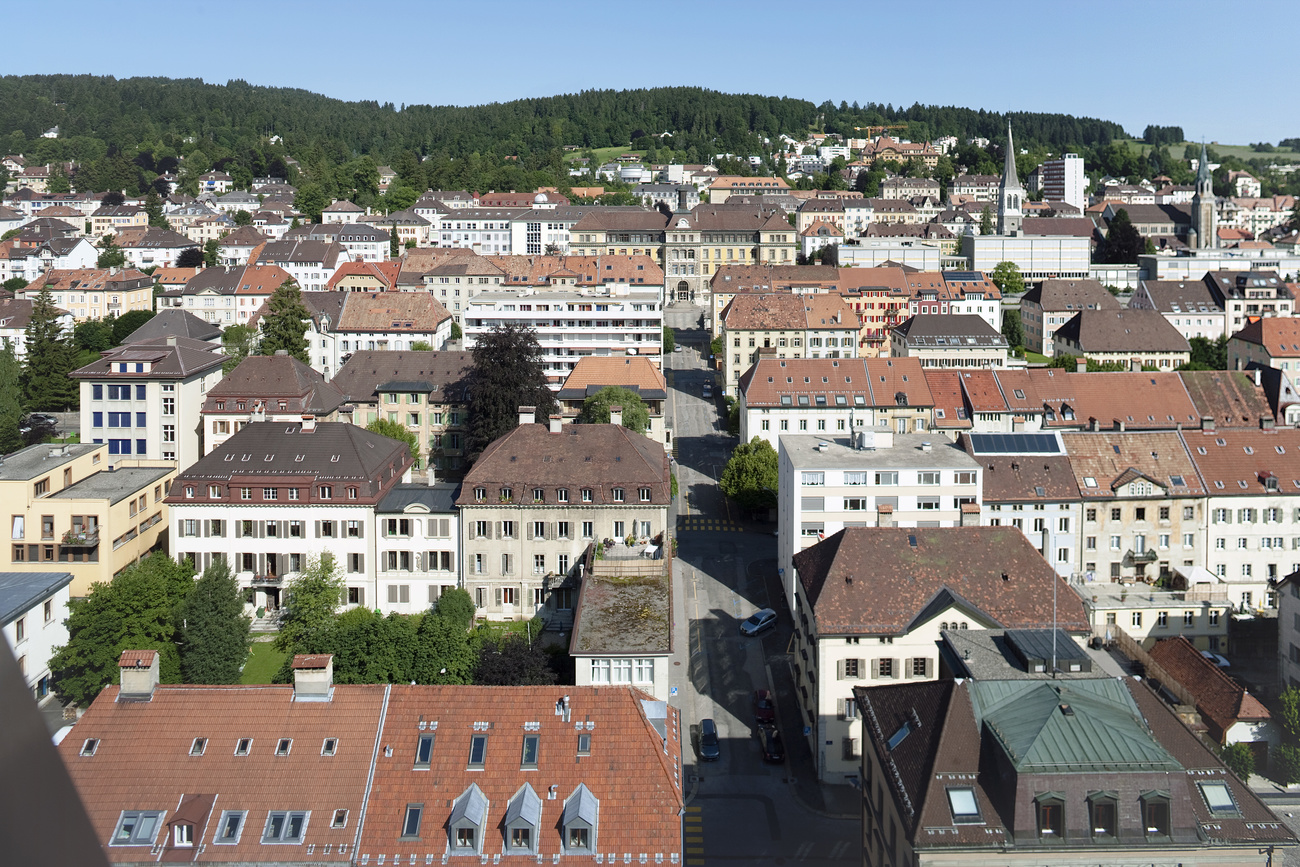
[375, 483, 461, 615]
[0, 570, 72, 703]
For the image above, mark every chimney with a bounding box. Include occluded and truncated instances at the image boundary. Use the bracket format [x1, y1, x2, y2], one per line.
[426, 464, 437, 486]
[1201, 417, 1216, 432]
[960, 503, 980, 527]
[1254, 367, 1262, 387]
[274, 349, 288, 356]
[1088, 416, 1099, 431]
[300, 414, 317, 433]
[518, 406, 536, 427]
[876, 504, 894, 528]
[166, 335, 177, 347]
[609, 405, 623, 428]
[292, 654, 334, 702]
[1262, 416, 1276, 430]
[548, 414, 562, 434]
[1113, 419, 1125, 432]
[1075, 357, 1086, 374]
[118, 650, 160, 701]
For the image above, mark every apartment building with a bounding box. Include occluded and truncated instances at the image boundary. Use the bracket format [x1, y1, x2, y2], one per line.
[1052, 308, 1191, 369]
[199, 353, 346, 455]
[1079, 582, 1231, 651]
[0, 570, 72, 703]
[1229, 317, 1300, 372]
[89, 204, 147, 238]
[1020, 278, 1122, 356]
[73, 336, 226, 467]
[890, 314, 1009, 368]
[0, 297, 72, 360]
[166, 420, 414, 614]
[707, 263, 841, 336]
[791, 526, 1087, 782]
[722, 292, 860, 396]
[1129, 278, 1227, 342]
[285, 223, 390, 263]
[112, 227, 199, 270]
[557, 355, 670, 448]
[254, 238, 351, 291]
[166, 263, 293, 326]
[32, 267, 154, 322]
[777, 432, 981, 608]
[375, 482, 460, 614]
[292, 290, 453, 378]
[457, 415, 670, 621]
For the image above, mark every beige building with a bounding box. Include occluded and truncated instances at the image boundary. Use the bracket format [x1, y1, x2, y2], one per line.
[1078, 581, 1231, 651]
[557, 356, 670, 449]
[1053, 308, 1191, 369]
[33, 268, 155, 322]
[89, 205, 147, 239]
[457, 415, 671, 622]
[721, 292, 860, 395]
[1, 442, 176, 596]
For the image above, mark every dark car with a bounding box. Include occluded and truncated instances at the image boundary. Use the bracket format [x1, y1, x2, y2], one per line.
[698, 718, 720, 761]
[739, 608, 777, 637]
[752, 689, 776, 724]
[758, 725, 784, 763]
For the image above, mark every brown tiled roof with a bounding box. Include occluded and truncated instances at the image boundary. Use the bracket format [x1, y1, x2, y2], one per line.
[325, 260, 401, 291]
[962, 446, 1079, 503]
[0, 297, 66, 330]
[1021, 278, 1121, 311]
[953, 369, 1008, 413]
[458, 423, 670, 507]
[335, 291, 450, 332]
[738, 357, 930, 408]
[1054, 309, 1190, 353]
[722, 292, 857, 331]
[398, 246, 490, 285]
[989, 368, 1041, 414]
[558, 355, 666, 395]
[330, 350, 473, 405]
[1231, 316, 1300, 357]
[485, 254, 663, 285]
[923, 370, 971, 428]
[1178, 371, 1272, 428]
[218, 225, 269, 247]
[794, 527, 1089, 635]
[708, 176, 791, 191]
[1148, 637, 1270, 742]
[235, 264, 292, 294]
[1180, 426, 1300, 496]
[39, 268, 152, 293]
[1059, 431, 1205, 498]
[202, 354, 346, 415]
[69, 336, 226, 381]
[1027, 369, 1201, 429]
[149, 267, 200, 287]
[708, 263, 840, 292]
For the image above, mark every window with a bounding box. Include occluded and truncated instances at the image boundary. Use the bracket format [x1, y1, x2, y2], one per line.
[112, 811, 163, 846]
[190, 737, 207, 756]
[1132, 612, 1142, 628]
[611, 487, 624, 502]
[456, 827, 476, 849]
[918, 471, 940, 485]
[877, 658, 893, 678]
[567, 827, 589, 851]
[947, 787, 981, 824]
[582, 521, 594, 539]
[468, 735, 487, 769]
[330, 809, 347, 829]
[1198, 781, 1239, 817]
[1036, 796, 1064, 839]
[262, 811, 307, 843]
[401, 804, 423, 839]
[639, 487, 651, 502]
[557, 488, 569, 503]
[234, 738, 251, 756]
[1142, 794, 1170, 838]
[581, 488, 593, 503]
[801, 472, 824, 486]
[80, 738, 100, 756]
[275, 738, 292, 756]
[1110, 507, 1122, 521]
[321, 738, 337, 756]
[214, 811, 245, 844]
[1089, 795, 1117, 838]
[319, 486, 332, 499]
[874, 471, 898, 485]
[1184, 611, 1195, 627]
[521, 734, 539, 769]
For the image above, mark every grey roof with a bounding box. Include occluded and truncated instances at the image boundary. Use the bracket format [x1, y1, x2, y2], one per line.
[257, 239, 347, 265]
[0, 571, 73, 626]
[503, 783, 541, 828]
[202, 354, 346, 416]
[181, 266, 244, 295]
[376, 482, 460, 514]
[562, 783, 599, 826]
[940, 629, 1102, 681]
[51, 466, 174, 506]
[173, 421, 409, 485]
[121, 309, 222, 344]
[449, 783, 487, 827]
[70, 337, 226, 381]
[331, 351, 473, 405]
[781, 433, 979, 471]
[893, 314, 1006, 346]
[1021, 279, 1121, 312]
[1053, 309, 1190, 353]
[1138, 279, 1221, 314]
[969, 678, 1183, 773]
[0, 442, 100, 481]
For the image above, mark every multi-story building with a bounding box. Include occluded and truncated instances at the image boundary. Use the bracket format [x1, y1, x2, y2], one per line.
[737, 357, 934, 448]
[1052, 308, 1191, 369]
[331, 350, 474, 472]
[1062, 431, 1206, 583]
[662, 205, 798, 303]
[199, 353, 346, 455]
[778, 433, 981, 608]
[286, 222, 390, 263]
[0, 297, 72, 360]
[60, 656, 684, 866]
[792, 526, 1088, 782]
[0, 569, 72, 703]
[1020, 278, 1121, 356]
[1229, 317, 1300, 372]
[166, 420, 413, 613]
[464, 284, 663, 386]
[1037, 152, 1087, 210]
[165, 263, 292, 326]
[113, 227, 200, 270]
[254, 238, 351, 291]
[89, 204, 147, 238]
[1278, 570, 1300, 690]
[721, 292, 860, 396]
[1129, 278, 1227, 342]
[962, 233, 1092, 280]
[73, 336, 226, 467]
[1078, 582, 1231, 651]
[902, 271, 1002, 331]
[1206, 270, 1295, 335]
[890, 314, 1010, 368]
[457, 414, 671, 621]
[570, 559, 672, 700]
[557, 355, 670, 448]
[375, 482, 460, 614]
[707, 175, 791, 204]
[32, 267, 154, 322]
[428, 206, 523, 253]
[0, 442, 175, 596]
[292, 290, 453, 378]
[707, 263, 841, 336]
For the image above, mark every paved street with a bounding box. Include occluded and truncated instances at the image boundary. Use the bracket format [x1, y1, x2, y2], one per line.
[663, 304, 857, 866]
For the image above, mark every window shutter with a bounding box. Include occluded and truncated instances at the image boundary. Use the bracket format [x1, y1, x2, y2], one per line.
[357, 522, 364, 539]
[258, 553, 266, 575]
[427, 518, 436, 537]
[904, 659, 913, 679]
[924, 658, 932, 678]
[399, 585, 409, 604]
[235, 522, 243, 539]
[280, 521, 288, 538]
[857, 658, 866, 679]
[428, 585, 438, 604]
[315, 521, 321, 538]
[440, 518, 449, 537]
[836, 659, 845, 680]
[837, 699, 846, 720]
[202, 521, 209, 538]
[494, 522, 501, 539]
[495, 587, 503, 606]
[387, 585, 398, 604]
[892, 658, 900, 678]
[356, 587, 365, 606]
[870, 658, 879, 679]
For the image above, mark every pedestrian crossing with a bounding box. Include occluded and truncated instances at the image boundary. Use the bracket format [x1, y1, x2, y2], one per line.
[684, 806, 704, 865]
[677, 516, 742, 533]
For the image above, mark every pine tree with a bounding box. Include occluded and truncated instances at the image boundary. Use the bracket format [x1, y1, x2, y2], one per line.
[257, 279, 310, 363]
[177, 559, 251, 684]
[466, 323, 558, 459]
[0, 340, 23, 454]
[21, 288, 78, 411]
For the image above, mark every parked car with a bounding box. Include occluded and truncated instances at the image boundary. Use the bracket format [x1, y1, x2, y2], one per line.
[739, 608, 777, 637]
[698, 718, 720, 761]
[752, 689, 776, 724]
[1202, 651, 1231, 668]
[674, 345, 684, 352]
[702, 383, 712, 398]
[758, 725, 784, 763]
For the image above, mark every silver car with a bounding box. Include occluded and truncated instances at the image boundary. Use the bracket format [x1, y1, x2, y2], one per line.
[739, 608, 777, 637]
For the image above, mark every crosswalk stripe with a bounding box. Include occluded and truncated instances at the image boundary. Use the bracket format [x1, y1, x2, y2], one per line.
[686, 847, 705, 855]
[685, 836, 703, 843]
[685, 806, 701, 812]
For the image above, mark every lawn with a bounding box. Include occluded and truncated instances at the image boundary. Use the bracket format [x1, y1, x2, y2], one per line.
[1024, 350, 1051, 364]
[565, 146, 644, 165]
[1115, 139, 1299, 164]
[241, 641, 286, 685]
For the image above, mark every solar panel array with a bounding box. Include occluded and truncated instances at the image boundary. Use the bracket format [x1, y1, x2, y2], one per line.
[967, 432, 1063, 455]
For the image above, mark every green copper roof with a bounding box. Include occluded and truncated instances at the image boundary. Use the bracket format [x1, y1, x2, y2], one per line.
[970, 679, 1183, 773]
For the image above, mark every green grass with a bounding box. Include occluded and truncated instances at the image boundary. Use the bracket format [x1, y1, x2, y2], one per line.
[241, 642, 286, 685]
[1115, 139, 1299, 163]
[565, 146, 645, 165]
[1024, 350, 1050, 364]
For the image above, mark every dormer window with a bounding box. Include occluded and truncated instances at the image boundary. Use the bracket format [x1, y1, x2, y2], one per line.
[557, 488, 569, 503]
[612, 487, 624, 502]
[1035, 792, 1064, 839]
[581, 488, 593, 503]
[1088, 791, 1117, 838]
[503, 783, 541, 854]
[946, 787, 981, 824]
[474, 487, 486, 502]
[1141, 791, 1170, 839]
[562, 783, 599, 854]
[448, 783, 487, 855]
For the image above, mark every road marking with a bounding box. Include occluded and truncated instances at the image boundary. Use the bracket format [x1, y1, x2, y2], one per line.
[685, 836, 703, 843]
[686, 847, 705, 855]
[685, 806, 701, 813]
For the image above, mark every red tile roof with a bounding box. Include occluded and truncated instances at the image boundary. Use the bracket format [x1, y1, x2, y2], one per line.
[1027, 369, 1201, 430]
[1231, 316, 1300, 357]
[1148, 636, 1270, 742]
[1180, 426, 1300, 496]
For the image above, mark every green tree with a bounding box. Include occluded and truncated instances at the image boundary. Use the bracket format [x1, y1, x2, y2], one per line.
[274, 552, 345, 658]
[389, 227, 400, 259]
[720, 437, 779, 515]
[177, 558, 251, 684]
[1001, 309, 1024, 349]
[1104, 208, 1144, 264]
[1220, 742, 1255, 780]
[0, 341, 23, 454]
[232, 209, 253, 227]
[49, 553, 195, 707]
[466, 323, 558, 459]
[73, 319, 114, 352]
[21, 288, 78, 411]
[326, 608, 418, 684]
[221, 323, 257, 374]
[46, 163, 71, 194]
[1279, 687, 1300, 743]
[294, 184, 327, 223]
[111, 309, 155, 346]
[96, 235, 125, 269]
[366, 417, 419, 466]
[1187, 335, 1228, 369]
[450, 321, 462, 340]
[662, 326, 675, 353]
[176, 248, 204, 268]
[474, 629, 557, 685]
[143, 191, 169, 229]
[434, 587, 475, 630]
[2, 277, 27, 293]
[576, 386, 649, 434]
[410, 589, 479, 684]
[980, 206, 993, 235]
[410, 340, 434, 351]
[258, 279, 310, 363]
[1275, 744, 1300, 784]
[203, 238, 220, 267]
[990, 261, 1025, 295]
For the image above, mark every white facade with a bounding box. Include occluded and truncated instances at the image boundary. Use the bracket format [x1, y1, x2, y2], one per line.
[963, 234, 1091, 280]
[1279, 575, 1300, 690]
[837, 239, 943, 270]
[307, 317, 453, 379]
[1204, 494, 1295, 612]
[1039, 153, 1087, 210]
[375, 489, 461, 616]
[79, 362, 223, 467]
[1, 573, 71, 703]
[437, 209, 524, 254]
[1075, 582, 1231, 652]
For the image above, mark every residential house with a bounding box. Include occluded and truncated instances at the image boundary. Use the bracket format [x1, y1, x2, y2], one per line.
[1052, 309, 1191, 369]
[89, 205, 147, 238]
[325, 260, 402, 293]
[879, 177, 940, 201]
[0, 297, 73, 359]
[0, 442, 175, 596]
[778, 433, 982, 609]
[635, 183, 700, 211]
[196, 170, 233, 193]
[322, 199, 365, 223]
[213, 190, 260, 215]
[374, 482, 461, 614]
[286, 290, 453, 378]
[252, 238, 351, 291]
[331, 350, 474, 472]
[1129, 278, 1227, 341]
[1020, 279, 1122, 356]
[557, 355, 670, 448]
[200, 353, 346, 455]
[890, 314, 1009, 368]
[72, 335, 227, 466]
[570, 560, 672, 701]
[792, 526, 1088, 781]
[169, 263, 292, 326]
[707, 263, 841, 336]
[1179, 369, 1276, 430]
[0, 570, 72, 703]
[707, 176, 792, 204]
[286, 223, 390, 263]
[1229, 317, 1300, 372]
[166, 420, 414, 613]
[113, 227, 199, 270]
[28, 267, 152, 323]
[721, 292, 860, 396]
[1278, 569, 1300, 689]
[457, 415, 671, 621]
[903, 271, 1002, 332]
[214, 225, 267, 266]
[1080, 581, 1231, 652]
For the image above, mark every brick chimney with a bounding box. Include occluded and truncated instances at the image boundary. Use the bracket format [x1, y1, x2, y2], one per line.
[518, 406, 536, 427]
[292, 654, 333, 702]
[609, 405, 623, 428]
[118, 650, 160, 701]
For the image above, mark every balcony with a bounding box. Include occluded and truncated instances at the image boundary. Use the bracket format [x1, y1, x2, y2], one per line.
[1124, 549, 1159, 565]
[62, 529, 99, 546]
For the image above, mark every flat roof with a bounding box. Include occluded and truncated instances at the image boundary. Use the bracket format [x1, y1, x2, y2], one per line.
[50, 466, 173, 505]
[1077, 581, 1229, 610]
[0, 571, 73, 625]
[0, 443, 99, 481]
[570, 572, 671, 657]
[780, 433, 979, 471]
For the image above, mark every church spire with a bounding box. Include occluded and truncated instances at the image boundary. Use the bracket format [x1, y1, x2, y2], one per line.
[1196, 140, 1211, 185]
[997, 120, 1024, 235]
[1003, 121, 1019, 188]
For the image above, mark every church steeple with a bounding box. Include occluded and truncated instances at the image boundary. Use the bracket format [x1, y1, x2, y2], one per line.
[997, 120, 1024, 235]
[1190, 140, 1216, 249]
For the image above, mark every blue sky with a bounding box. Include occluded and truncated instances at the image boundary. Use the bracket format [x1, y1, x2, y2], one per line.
[3, 0, 1293, 145]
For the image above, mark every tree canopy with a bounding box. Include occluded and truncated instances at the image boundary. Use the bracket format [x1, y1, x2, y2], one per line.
[0, 341, 23, 454]
[576, 386, 649, 434]
[177, 558, 251, 684]
[221, 323, 258, 374]
[1103, 208, 1145, 264]
[274, 552, 345, 660]
[720, 437, 779, 514]
[367, 417, 420, 466]
[21, 287, 78, 411]
[989, 260, 1025, 295]
[257, 279, 310, 363]
[466, 323, 557, 460]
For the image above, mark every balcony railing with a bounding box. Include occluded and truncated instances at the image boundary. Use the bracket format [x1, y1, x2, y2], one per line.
[62, 529, 99, 546]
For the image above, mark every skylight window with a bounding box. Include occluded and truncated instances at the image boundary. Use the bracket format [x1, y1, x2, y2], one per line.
[321, 738, 337, 756]
[887, 721, 912, 750]
[946, 787, 981, 823]
[190, 737, 207, 756]
[275, 738, 292, 756]
[234, 738, 251, 756]
[1197, 781, 1239, 816]
[80, 738, 99, 757]
[1083, 477, 1098, 488]
[468, 734, 487, 769]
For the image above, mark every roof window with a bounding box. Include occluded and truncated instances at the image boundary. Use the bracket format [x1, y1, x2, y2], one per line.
[946, 787, 981, 824]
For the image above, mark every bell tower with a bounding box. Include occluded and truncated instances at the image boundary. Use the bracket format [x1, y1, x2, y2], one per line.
[1190, 141, 1216, 249]
[997, 121, 1024, 236]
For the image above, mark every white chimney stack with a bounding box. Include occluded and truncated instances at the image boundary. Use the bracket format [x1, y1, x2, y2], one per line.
[300, 414, 317, 433]
[118, 650, 160, 701]
[291, 654, 334, 702]
[549, 414, 562, 434]
[609, 405, 623, 428]
[518, 406, 536, 427]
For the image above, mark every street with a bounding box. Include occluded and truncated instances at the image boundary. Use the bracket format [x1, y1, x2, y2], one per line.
[663, 303, 857, 866]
